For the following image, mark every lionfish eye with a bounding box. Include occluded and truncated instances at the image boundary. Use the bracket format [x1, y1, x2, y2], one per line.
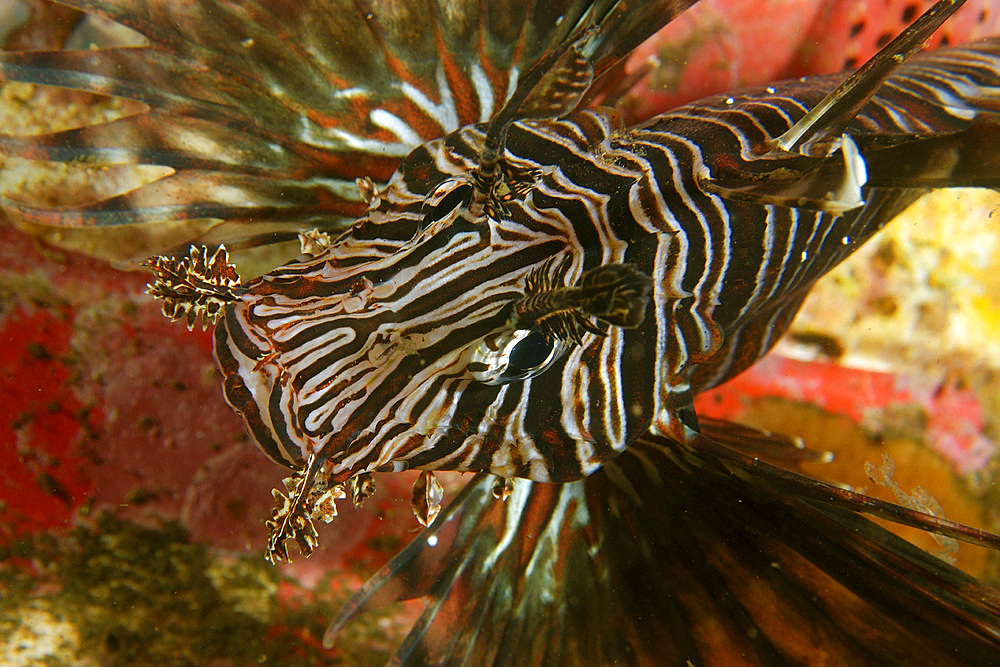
[506, 330, 553, 372]
[423, 181, 473, 223]
[468, 328, 570, 385]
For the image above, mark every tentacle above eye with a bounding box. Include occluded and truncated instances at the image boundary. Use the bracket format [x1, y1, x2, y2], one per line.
[511, 260, 653, 343]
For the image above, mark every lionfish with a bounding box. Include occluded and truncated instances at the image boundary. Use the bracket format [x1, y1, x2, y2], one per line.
[3, 0, 1000, 663]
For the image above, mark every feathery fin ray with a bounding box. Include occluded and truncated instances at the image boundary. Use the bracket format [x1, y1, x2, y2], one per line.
[326, 427, 1000, 663]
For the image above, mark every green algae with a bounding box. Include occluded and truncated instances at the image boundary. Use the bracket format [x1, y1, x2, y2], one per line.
[0, 512, 404, 666]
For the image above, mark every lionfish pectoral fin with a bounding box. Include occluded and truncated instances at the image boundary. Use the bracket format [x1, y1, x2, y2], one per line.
[774, 0, 967, 155]
[9, 1, 711, 266]
[698, 416, 832, 465]
[328, 436, 1000, 663]
[690, 428, 1000, 553]
[699, 134, 867, 213]
[323, 476, 493, 652]
[860, 117, 1000, 189]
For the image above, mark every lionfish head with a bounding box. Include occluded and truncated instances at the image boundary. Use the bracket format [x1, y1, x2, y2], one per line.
[214, 102, 655, 487]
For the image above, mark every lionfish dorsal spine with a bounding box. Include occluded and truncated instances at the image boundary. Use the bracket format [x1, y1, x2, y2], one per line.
[472, 1, 704, 210]
[775, 0, 968, 155]
[699, 0, 968, 213]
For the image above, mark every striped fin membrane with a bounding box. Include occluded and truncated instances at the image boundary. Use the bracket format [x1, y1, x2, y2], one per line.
[2, 0, 701, 268]
[325, 431, 1000, 663]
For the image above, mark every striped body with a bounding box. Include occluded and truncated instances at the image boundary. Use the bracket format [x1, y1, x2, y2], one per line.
[215, 37, 1000, 484]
